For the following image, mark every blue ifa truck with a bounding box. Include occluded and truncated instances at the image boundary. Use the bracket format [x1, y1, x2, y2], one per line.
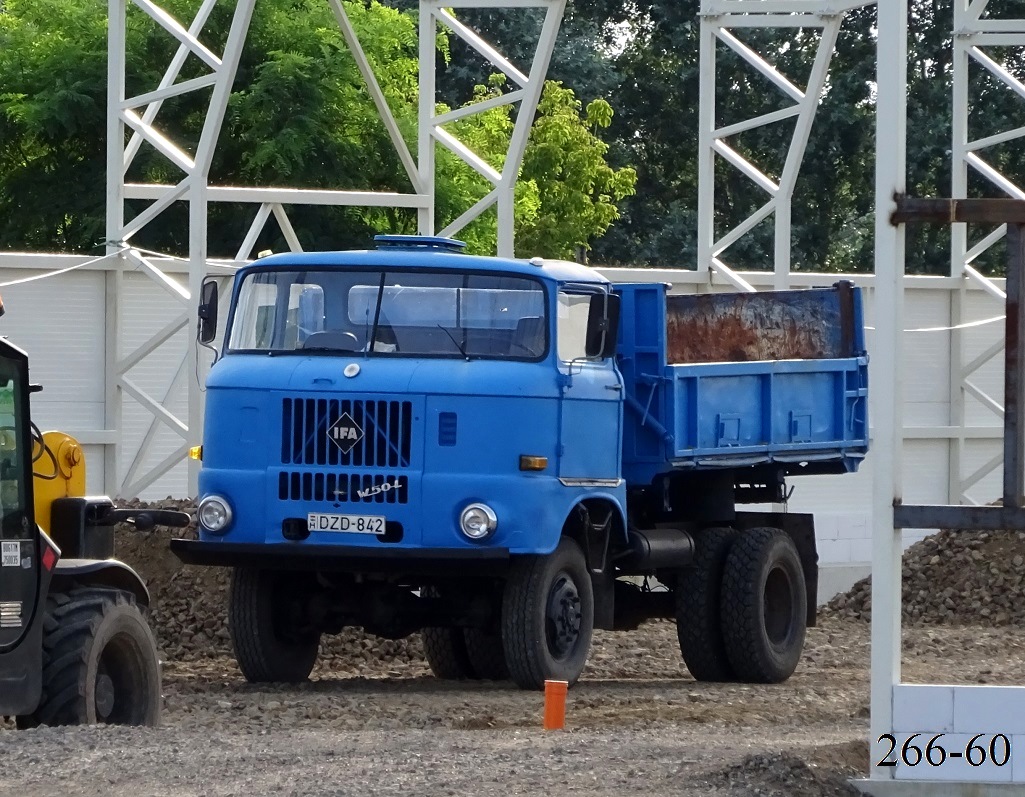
[171, 235, 868, 690]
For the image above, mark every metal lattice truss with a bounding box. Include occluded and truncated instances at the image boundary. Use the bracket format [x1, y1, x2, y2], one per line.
[697, 0, 874, 292]
[423, 0, 567, 255]
[948, 0, 1025, 505]
[105, 0, 565, 496]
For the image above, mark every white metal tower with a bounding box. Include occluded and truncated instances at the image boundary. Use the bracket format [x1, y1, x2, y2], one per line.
[104, 0, 565, 496]
[696, 0, 875, 292]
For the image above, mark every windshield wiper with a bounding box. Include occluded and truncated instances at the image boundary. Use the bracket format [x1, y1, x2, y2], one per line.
[437, 325, 470, 360]
[367, 271, 387, 356]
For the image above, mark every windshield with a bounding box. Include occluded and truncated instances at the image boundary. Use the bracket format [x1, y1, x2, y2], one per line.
[227, 268, 548, 359]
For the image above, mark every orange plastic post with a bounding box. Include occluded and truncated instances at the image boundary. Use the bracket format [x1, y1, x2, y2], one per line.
[543, 679, 568, 730]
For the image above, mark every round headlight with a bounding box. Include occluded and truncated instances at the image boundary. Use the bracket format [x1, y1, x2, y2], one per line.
[198, 495, 233, 534]
[459, 503, 497, 540]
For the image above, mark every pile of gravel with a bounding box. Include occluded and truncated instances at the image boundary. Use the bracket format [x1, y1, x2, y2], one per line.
[111, 499, 422, 668]
[825, 528, 1025, 626]
[717, 742, 865, 797]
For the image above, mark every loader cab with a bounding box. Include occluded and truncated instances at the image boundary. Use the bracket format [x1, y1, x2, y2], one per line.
[0, 337, 51, 716]
[0, 338, 39, 653]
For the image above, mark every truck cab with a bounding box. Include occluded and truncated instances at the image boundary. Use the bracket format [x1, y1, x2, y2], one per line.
[185, 235, 624, 557]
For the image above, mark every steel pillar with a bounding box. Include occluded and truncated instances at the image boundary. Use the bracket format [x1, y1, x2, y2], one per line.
[947, 1, 1025, 506]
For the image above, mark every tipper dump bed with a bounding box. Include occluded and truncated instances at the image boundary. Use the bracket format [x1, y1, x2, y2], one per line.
[616, 281, 869, 485]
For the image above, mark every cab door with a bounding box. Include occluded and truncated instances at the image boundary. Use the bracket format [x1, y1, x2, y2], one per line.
[0, 343, 37, 654]
[0, 340, 47, 716]
[555, 289, 622, 482]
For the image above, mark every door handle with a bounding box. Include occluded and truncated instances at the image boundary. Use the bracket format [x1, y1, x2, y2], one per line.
[605, 384, 623, 391]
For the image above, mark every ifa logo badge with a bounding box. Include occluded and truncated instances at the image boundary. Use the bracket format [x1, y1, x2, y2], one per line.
[328, 412, 364, 454]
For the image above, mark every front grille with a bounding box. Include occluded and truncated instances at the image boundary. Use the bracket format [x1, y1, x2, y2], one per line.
[282, 398, 412, 467]
[279, 472, 409, 504]
[0, 602, 22, 629]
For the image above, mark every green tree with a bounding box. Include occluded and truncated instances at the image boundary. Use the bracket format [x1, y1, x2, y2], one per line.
[0, 0, 632, 258]
[388, 78, 636, 258]
[574, 0, 1025, 273]
[0, 0, 109, 251]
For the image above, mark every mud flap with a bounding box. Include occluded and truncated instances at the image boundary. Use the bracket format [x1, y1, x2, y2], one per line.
[734, 511, 818, 628]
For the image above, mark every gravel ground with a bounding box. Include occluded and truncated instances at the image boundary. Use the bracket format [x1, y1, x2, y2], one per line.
[5, 505, 1025, 796]
[7, 616, 1025, 797]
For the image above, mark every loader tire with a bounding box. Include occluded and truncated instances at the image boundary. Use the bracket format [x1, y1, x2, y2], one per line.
[675, 527, 738, 682]
[229, 567, 320, 683]
[720, 528, 807, 683]
[16, 588, 161, 728]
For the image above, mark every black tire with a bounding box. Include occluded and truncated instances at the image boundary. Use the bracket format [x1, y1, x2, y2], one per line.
[463, 628, 508, 681]
[422, 627, 475, 679]
[229, 568, 320, 683]
[720, 527, 807, 683]
[675, 527, 738, 682]
[16, 588, 161, 728]
[501, 538, 594, 690]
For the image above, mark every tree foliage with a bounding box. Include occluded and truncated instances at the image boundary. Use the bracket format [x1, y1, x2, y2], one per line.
[432, 0, 1025, 273]
[7, 0, 1025, 272]
[0, 0, 631, 258]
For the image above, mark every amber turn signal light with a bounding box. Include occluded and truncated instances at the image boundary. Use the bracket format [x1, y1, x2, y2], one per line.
[519, 455, 548, 471]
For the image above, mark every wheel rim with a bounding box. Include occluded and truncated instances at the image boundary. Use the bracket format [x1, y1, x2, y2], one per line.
[95, 631, 151, 724]
[545, 571, 582, 660]
[763, 565, 795, 647]
[94, 671, 116, 719]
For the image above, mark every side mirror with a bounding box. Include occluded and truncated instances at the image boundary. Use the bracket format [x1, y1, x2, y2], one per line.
[198, 278, 218, 344]
[585, 292, 621, 359]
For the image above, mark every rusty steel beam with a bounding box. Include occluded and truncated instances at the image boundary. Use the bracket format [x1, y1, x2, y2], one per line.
[890, 200, 1025, 527]
[893, 504, 1025, 530]
[1005, 225, 1025, 508]
[891, 196, 1025, 225]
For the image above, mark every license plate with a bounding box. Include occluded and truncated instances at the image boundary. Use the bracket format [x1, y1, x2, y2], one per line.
[307, 513, 386, 535]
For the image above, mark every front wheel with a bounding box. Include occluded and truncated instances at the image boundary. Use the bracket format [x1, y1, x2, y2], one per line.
[229, 568, 321, 683]
[720, 528, 807, 683]
[501, 538, 594, 690]
[16, 588, 161, 728]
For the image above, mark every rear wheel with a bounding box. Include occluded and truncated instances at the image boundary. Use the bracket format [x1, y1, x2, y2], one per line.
[720, 528, 807, 683]
[422, 627, 474, 679]
[229, 568, 320, 683]
[16, 588, 161, 728]
[463, 628, 508, 681]
[422, 594, 507, 680]
[501, 538, 593, 690]
[675, 527, 738, 682]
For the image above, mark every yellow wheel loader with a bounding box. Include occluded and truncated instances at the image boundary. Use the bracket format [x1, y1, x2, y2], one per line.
[0, 304, 189, 727]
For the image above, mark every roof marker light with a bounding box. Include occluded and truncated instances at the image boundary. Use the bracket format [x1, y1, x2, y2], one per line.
[373, 235, 466, 252]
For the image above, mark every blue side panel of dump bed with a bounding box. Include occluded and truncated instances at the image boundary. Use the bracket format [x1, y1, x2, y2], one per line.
[616, 282, 869, 486]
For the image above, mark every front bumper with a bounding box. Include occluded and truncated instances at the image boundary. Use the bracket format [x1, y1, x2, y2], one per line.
[170, 538, 512, 576]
